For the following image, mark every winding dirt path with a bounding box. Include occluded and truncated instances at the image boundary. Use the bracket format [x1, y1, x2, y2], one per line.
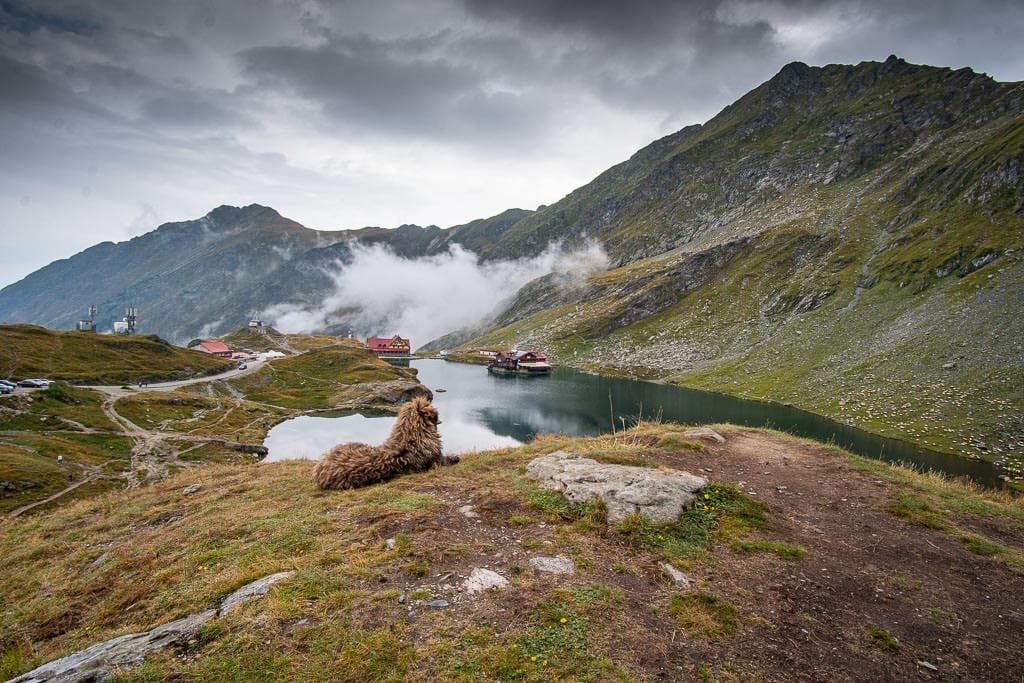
[6, 475, 96, 519]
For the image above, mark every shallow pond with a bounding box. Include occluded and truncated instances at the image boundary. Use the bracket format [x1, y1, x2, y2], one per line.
[264, 359, 1003, 487]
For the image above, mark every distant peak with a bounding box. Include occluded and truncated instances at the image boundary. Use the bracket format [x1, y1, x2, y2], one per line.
[204, 204, 281, 226]
[764, 60, 822, 102]
[778, 60, 811, 76]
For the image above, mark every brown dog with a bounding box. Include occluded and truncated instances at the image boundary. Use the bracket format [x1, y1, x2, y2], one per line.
[312, 397, 457, 490]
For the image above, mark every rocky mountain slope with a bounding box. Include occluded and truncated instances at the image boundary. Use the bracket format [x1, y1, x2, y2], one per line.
[0, 56, 1020, 466]
[452, 56, 1023, 466]
[0, 205, 535, 343]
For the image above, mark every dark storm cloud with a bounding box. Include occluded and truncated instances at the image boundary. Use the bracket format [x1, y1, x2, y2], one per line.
[0, 0, 99, 35]
[238, 32, 551, 143]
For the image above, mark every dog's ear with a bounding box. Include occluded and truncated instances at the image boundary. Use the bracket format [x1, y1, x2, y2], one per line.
[419, 402, 439, 422]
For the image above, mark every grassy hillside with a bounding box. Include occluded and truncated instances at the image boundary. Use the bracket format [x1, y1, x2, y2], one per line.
[0, 325, 231, 384]
[219, 327, 352, 355]
[463, 169, 1023, 475]
[221, 340, 417, 409]
[1, 424, 1021, 680]
[0, 338, 429, 515]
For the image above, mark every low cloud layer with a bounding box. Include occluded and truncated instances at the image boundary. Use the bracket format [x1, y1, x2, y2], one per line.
[264, 241, 608, 346]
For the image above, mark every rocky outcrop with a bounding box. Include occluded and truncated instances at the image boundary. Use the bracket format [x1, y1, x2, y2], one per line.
[526, 451, 707, 524]
[331, 379, 432, 409]
[9, 571, 294, 683]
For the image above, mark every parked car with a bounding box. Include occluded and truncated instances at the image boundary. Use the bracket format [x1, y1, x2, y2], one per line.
[238, 364, 248, 370]
[0, 380, 16, 390]
[18, 378, 50, 388]
[0, 385, 12, 395]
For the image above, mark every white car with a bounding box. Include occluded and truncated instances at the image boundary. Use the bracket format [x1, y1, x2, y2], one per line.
[18, 378, 51, 388]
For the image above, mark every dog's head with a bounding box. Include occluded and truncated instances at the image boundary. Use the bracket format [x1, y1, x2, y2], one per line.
[408, 396, 441, 426]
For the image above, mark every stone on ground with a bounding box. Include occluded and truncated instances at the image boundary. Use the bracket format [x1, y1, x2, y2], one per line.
[219, 571, 295, 616]
[11, 571, 295, 682]
[682, 427, 726, 443]
[526, 451, 707, 524]
[659, 562, 695, 587]
[463, 568, 509, 594]
[528, 555, 576, 575]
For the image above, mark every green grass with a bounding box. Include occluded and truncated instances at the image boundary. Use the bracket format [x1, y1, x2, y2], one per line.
[864, 625, 900, 651]
[0, 324, 230, 383]
[0, 384, 119, 432]
[614, 483, 767, 560]
[0, 421, 1020, 681]
[224, 343, 406, 409]
[113, 392, 286, 442]
[0, 446, 71, 513]
[730, 540, 804, 559]
[669, 592, 738, 637]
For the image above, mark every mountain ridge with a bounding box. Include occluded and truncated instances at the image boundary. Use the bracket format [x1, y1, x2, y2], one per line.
[0, 56, 1020, 467]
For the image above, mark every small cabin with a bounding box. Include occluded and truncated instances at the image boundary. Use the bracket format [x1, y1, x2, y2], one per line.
[195, 341, 233, 358]
[366, 335, 411, 356]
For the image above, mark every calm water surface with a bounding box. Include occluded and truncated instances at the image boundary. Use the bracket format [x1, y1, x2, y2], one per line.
[264, 359, 1003, 486]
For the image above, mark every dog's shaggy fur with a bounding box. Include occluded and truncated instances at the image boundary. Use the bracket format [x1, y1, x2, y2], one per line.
[312, 397, 457, 490]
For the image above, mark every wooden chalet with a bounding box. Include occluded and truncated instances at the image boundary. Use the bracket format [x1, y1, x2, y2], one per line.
[366, 335, 412, 356]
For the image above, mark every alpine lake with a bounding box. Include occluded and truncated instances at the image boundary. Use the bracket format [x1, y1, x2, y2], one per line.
[264, 358, 1005, 487]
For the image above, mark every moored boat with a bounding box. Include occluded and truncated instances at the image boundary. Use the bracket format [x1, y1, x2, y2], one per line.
[487, 350, 552, 376]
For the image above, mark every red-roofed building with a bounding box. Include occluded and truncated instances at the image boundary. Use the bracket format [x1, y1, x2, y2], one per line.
[366, 335, 411, 356]
[195, 341, 232, 357]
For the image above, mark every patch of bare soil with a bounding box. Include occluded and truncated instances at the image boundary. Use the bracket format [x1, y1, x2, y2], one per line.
[660, 432, 1024, 681]
[325, 430, 1023, 681]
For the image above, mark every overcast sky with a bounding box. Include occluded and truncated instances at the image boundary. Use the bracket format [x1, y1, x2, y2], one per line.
[1, 0, 1022, 288]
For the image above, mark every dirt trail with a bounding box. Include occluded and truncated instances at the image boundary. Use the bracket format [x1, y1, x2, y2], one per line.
[647, 431, 1024, 680]
[6, 475, 96, 519]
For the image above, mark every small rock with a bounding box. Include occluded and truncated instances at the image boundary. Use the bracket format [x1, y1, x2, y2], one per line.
[942, 362, 957, 370]
[424, 599, 450, 609]
[463, 568, 509, 594]
[659, 562, 694, 588]
[682, 427, 726, 443]
[529, 556, 575, 575]
[916, 661, 939, 671]
[398, 594, 406, 604]
[385, 537, 396, 550]
[181, 484, 202, 496]
[219, 571, 295, 616]
[458, 505, 479, 519]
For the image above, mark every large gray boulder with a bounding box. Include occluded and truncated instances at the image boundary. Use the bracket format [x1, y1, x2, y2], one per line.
[526, 451, 707, 524]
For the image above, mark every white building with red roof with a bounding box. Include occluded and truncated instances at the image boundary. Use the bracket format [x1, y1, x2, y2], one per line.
[195, 340, 232, 357]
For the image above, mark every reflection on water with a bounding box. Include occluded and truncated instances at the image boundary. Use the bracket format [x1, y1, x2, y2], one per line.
[264, 359, 1003, 487]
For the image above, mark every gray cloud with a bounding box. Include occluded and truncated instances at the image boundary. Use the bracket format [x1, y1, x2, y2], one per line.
[238, 33, 552, 145]
[1, 0, 1022, 289]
